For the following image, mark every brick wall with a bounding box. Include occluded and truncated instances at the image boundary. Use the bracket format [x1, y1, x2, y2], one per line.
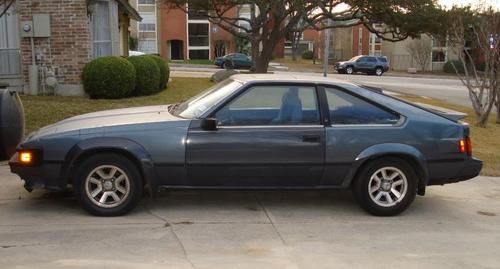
[17, 0, 91, 88]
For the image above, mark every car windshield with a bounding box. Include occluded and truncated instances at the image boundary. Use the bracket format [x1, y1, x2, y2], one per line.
[170, 79, 243, 119]
[349, 56, 361, 61]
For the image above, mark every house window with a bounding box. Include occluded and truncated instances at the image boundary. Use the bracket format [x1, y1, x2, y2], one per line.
[189, 49, 209, 59]
[138, 39, 157, 53]
[432, 50, 446, 62]
[188, 23, 209, 46]
[369, 33, 382, 56]
[139, 23, 155, 32]
[431, 35, 447, 63]
[238, 11, 251, 32]
[92, 0, 119, 58]
[188, 1, 208, 20]
[138, 0, 155, 5]
[0, 4, 21, 76]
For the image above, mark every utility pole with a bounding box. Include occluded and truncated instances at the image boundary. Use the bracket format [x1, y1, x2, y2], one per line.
[323, 19, 331, 77]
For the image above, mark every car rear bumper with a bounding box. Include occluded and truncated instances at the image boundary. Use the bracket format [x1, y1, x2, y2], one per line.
[9, 152, 65, 191]
[427, 157, 483, 186]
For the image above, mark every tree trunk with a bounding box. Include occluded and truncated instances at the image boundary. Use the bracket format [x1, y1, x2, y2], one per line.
[496, 99, 500, 124]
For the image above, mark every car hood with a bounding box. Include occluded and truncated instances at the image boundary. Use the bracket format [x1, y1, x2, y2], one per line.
[337, 61, 349, 65]
[29, 105, 183, 139]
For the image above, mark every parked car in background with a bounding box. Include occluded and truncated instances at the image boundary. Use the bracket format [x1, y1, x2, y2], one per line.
[214, 53, 252, 69]
[9, 74, 482, 217]
[334, 55, 390, 76]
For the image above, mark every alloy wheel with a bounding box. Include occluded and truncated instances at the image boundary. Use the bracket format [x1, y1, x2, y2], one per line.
[368, 166, 408, 207]
[85, 165, 131, 208]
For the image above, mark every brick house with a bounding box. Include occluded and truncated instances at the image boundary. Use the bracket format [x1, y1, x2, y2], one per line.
[130, 3, 287, 61]
[0, 0, 141, 96]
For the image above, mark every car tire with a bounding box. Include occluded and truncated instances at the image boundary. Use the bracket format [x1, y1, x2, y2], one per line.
[74, 153, 143, 216]
[346, 66, 354, 74]
[375, 67, 384, 76]
[352, 157, 417, 216]
[222, 61, 233, 70]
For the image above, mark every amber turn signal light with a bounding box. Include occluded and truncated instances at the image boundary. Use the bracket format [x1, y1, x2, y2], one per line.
[458, 139, 466, 153]
[19, 151, 33, 164]
[458, 137, 472, 155]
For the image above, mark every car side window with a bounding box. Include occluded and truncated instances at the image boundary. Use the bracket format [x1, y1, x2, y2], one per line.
[215, 85, 320, 126]
[325, 87, 400, 125]
[367, 57, 377, 63]
[378, 57, 387, 63]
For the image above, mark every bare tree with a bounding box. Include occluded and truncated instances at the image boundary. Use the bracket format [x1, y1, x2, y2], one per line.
[214, 40, 228, 58]
[405, 38, 432, 71]
[0, 0, 15, 18]
[286, 20, 308, 61]
[447, 7, 499, 127]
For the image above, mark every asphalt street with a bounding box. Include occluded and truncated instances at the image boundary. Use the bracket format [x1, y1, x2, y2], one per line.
[1, 163, 499, 269]
[171, 66, 471, 107]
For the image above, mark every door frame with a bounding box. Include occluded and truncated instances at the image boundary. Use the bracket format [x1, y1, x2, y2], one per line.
[201, 81, 330, 126]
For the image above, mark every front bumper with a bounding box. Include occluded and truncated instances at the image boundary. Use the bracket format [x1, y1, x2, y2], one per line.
[427, 157, 483, 186]
[334, 65, 345, 70]
[9, 152, 65, 191]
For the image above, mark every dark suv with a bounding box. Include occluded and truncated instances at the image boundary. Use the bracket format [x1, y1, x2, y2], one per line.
[334, 56, 389, 76]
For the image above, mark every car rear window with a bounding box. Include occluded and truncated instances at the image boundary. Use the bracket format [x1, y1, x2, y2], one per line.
[377, 57, 388, 63]
[325, 87, 400, 125]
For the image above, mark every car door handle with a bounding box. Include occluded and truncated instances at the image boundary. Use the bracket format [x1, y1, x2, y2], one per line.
[302, 135, 321, 143]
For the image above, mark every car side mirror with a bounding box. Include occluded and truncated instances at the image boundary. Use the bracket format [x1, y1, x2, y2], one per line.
[201, 118, 217, 131]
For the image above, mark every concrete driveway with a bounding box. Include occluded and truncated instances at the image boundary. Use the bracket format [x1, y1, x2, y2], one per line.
[1, 164, 499, 269]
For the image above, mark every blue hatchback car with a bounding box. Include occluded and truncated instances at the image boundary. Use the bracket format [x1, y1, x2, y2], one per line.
[9, 74, 482, 216]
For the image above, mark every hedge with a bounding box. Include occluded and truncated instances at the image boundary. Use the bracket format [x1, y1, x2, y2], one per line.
[82, 56, 136, 99]
[302, 50, 314, 60]
[443, 60, 465, 74]
[127, 55, 161, 96]
[144, 55, 170, 90]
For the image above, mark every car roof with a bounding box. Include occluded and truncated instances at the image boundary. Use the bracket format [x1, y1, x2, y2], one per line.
[230, 74, 359, 88]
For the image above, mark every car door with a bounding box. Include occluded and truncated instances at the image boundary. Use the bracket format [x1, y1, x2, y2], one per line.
[232, 54, 247, 68]
[186, 84, 326, 187]
[355, 57, 369, 71]
[366, 57, 378, 71]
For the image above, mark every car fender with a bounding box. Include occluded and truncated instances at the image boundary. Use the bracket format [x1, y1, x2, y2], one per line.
[61, 137, 159, 196]
[343, 143, 429, 191]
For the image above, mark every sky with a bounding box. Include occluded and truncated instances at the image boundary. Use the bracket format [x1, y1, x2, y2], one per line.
[439, 0, 500, 9]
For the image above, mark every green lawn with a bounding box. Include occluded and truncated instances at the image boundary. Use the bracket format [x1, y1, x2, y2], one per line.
[20, 77, 499, 176]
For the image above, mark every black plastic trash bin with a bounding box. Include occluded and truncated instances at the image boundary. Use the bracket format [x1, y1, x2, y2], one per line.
[0, 83, 25, 161]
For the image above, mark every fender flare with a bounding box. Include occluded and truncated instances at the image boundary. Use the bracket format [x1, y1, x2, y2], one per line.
[343, 143, 429, 193]
[61, 137, 159, 196]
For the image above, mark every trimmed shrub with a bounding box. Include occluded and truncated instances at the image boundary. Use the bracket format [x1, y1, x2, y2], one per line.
[443, 60, 465, 74]
[82, 56, 136, 99]
[145, 55, 170, 90]
[302, 50, 314, 60]
[127, 55, 161, 96]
